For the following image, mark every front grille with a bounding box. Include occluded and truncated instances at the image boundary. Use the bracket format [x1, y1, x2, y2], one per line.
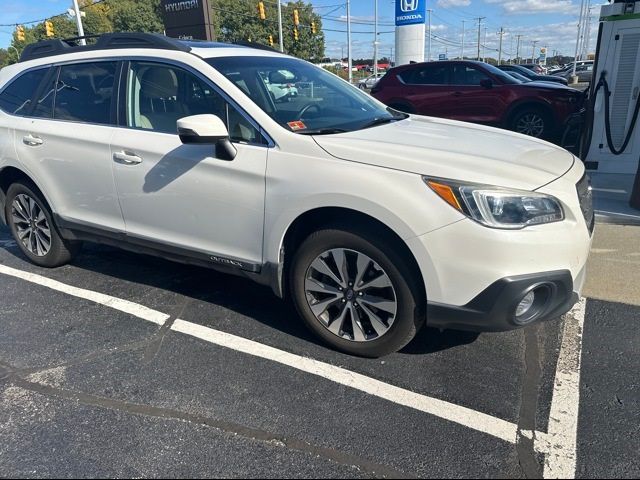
[576, 174, 595, 234]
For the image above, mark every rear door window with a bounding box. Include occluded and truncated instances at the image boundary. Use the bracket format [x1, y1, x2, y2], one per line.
[0, 68, 49, 116]
[54, 62, 117, 125]
[399, 65, 450, 85]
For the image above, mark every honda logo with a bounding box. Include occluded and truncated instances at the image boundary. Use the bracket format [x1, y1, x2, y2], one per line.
[400, 0, 419, 12]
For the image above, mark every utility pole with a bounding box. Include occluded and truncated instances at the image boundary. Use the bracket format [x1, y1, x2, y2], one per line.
[497, 27, 504, 65]
[374, 0, 378, 78]
[427, 9, 433, 62]
[573, 0, 587, 78]
[483, 26, 487, 62]
[584, 1, 593, 58]
[277, 0, 284, 52]
[476, 17, 485, 61]
[461, 20, 466, 60]
[531, 40, 539, 64]
[347, 0, 352, 84]
[516, 34, 523, 64]
[71, 0, 85, 45]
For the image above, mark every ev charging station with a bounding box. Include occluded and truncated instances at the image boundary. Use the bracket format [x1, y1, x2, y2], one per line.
[584, 0, 640, 209]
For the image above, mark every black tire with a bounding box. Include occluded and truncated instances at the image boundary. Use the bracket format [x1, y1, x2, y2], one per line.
[289, 227, 425, 357]
[5, 182, 79, 267]
[509, 106, 554, 139]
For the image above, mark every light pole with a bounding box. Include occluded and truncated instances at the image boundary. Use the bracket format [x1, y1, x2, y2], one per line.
[427, 9, 433, 62]
[531, 40, 539, 64]
[573, 0, 587, 78]
[71, 0, 86, 45]
[476, 17, 485, 61]
[497, 27, 504, 65]
[374, 0, 378, 78]
[347, 0, 352, 84]
[277, 0, 284, 52]
[516, 34, 523, 64]
[461, 20, 465, 60]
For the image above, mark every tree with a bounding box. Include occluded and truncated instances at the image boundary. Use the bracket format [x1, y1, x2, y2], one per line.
[211, 0, 325, 61]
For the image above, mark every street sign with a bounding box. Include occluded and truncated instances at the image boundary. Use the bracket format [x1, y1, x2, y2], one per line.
[438, 53, 447, 61]
[539, 47, 547, 65]
[395, 0, 426, 27]
[161, 0, 214, 41]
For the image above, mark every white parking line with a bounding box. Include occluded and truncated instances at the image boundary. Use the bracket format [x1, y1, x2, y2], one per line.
[536, 298, 586, 479]
[0, 262, 586, 469]
[171, 319, 520, 444]
[0, 264, 169, 325]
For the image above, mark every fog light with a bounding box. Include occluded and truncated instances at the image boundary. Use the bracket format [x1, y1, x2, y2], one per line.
[516, 291, 535, 318]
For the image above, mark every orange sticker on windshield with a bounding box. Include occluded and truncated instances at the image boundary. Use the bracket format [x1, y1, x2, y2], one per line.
[288, 120, 307, 131]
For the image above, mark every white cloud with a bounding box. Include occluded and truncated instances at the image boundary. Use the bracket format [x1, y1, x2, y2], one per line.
[438, 0, 472, 7]
[484, 0, 577, 15]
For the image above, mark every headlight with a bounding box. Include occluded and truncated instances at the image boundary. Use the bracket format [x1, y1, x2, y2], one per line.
[424, 177, 564, 229]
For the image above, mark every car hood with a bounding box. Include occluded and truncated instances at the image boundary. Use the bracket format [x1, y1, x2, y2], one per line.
[517, 81, 573, 91]
[313, 116, 575, 191]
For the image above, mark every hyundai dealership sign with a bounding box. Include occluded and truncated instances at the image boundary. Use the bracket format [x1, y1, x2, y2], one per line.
[396, 0, 426, 26]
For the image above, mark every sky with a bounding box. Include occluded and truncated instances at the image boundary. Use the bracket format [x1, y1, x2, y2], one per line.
[0, 0, 604, 61]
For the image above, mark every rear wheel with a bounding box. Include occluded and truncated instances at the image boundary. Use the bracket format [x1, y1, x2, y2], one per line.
[290, 227, 424, 357]
[5, 182, 79, 267]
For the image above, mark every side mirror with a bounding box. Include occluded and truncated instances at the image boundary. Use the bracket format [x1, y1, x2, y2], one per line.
[480, 79, 493, 89]
[177, 114, 236, 161]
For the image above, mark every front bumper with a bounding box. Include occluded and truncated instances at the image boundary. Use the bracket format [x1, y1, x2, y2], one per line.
[427, 270, 579, 332]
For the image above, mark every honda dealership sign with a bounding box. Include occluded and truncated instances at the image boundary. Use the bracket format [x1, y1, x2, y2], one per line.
[161, 0, 214, 41]
[395, 0, 426, 66]
[396, 0, 427, 27]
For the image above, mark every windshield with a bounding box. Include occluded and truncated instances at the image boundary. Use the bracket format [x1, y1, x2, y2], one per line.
[206, 56, 405, 134]
[506, 71, 529, 83]
[483, 64, 520, 85]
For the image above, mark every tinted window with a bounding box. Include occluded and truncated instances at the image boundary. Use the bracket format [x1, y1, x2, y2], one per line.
[399, 64, 449, 85]
[0, 68, 48, 115]
[126, 61, 264, 144]
[32, 69, 58, 119]
[452, 65, 491, 86]
[54, 62, 117, 125]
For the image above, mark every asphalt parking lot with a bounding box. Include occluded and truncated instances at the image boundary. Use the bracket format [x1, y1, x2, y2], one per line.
[0, 223, 638, 478]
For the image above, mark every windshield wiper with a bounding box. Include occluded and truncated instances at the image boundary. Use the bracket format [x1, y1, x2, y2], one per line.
[360, 116, 400, 130]
[297, 128, 348, 135]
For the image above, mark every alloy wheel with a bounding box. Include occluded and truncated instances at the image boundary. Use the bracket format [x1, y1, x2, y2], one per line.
[11, 193, 52, 257]
[516, 113, 545, 137]
[304, 248, 397, 342]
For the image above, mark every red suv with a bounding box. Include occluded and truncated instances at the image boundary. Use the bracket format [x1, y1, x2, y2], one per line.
[372, 61, 582, 139]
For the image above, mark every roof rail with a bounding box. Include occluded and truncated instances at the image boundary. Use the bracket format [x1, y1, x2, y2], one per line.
[20, 33, 191, 63]
[233, 40, 280, 53]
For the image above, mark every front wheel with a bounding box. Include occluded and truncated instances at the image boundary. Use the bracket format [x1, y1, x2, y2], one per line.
[510, 108, 553, 139]
[289, 228, 424, 357]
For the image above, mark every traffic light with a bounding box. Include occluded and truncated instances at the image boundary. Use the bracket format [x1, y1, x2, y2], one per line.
[258, 2, 266, 20]
[45, 20, 55, 38]
[311, 21, 316, 35]
[293, 28, 299, 41]
[293, 9, 299, 26]
[16, 25, 25, 42]
[268, 35, 274, 47]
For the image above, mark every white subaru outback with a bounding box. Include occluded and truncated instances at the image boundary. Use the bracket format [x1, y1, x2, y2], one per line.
[0, 34, 593, 357]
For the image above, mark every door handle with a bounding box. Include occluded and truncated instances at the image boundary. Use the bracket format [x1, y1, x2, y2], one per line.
[23, 135, 43, 147]
[113, 151, 142, 165]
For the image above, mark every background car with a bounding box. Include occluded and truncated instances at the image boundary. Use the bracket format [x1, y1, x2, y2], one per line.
[518, 63, 547, 75]
[556, 63, 594, 83]
[497, 64, 568, 85]
[372, 60, 583, 139]
[357, 73, 385, 90]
